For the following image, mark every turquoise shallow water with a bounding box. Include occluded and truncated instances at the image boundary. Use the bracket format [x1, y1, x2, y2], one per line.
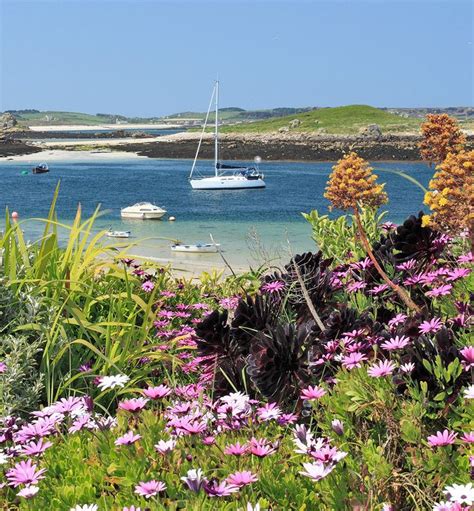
[0, 157, 433, 270]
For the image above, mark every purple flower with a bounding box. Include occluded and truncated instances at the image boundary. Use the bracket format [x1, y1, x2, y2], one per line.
[0, 361, 7, 373]
[134, 480, 166, 499]
[226, 471, 258, 487]
[396, 259, 417, 271]
[261, 280, 285, 294]
[203, 479, 239, 497]
[160, 290, 176, 298]
[368, 360, 396, 378]
[347, 280, 367, 293]
[425, 284, 453, 298]
[418, 317, 443, 335]
[301, 385, 326, 401]
[20, 439, 53, 456]
[141, 280, 155, 293]
[219, 297, 239, 310]
[370, 283, 390, 295]
[387, 313, 407, 329]
[6, 459, 47, 487]
[114, 431, 141, 446]
[458, 252, 473, 264]
[427, 430, 457, 447]
[181, 468, 206, 493]
[118, 398, 148, 413]
[460, 347, 474, 371]
[447, 267, 471, 281]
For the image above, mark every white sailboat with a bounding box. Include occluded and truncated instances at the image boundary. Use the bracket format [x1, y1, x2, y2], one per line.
[189, 81, 266, 190]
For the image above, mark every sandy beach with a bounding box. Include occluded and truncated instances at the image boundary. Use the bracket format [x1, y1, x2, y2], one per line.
[0, 149, 148, 163]
[29, 123, 183, 131]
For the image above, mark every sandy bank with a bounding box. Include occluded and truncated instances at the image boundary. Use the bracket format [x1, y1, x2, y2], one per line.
[29, 124, 181, 132]
[0, 149, 148, 163]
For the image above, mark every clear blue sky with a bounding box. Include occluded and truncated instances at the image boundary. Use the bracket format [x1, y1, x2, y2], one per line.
[1, 0, 472, 116]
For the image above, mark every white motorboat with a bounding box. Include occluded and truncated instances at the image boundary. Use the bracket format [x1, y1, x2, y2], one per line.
[120, 202, 167, 220]
[171, 242, 221, 254]
[189, 80, 266, 190]
[106, 230, 131, 238]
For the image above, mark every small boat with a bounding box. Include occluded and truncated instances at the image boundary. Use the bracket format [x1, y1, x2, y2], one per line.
[189, 81, 265, 190]
[120, 202, 167, 220]
[106, 230, 131, 238]
[32, 163, 49, 174]
[171, 242, 221, 254]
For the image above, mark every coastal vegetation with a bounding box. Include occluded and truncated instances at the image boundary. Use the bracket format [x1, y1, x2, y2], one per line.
[221, 105, 423, 135]
[0, 115, 473, 510]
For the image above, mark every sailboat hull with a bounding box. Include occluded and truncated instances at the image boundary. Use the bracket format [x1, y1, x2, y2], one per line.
[190, 176, 266, 190]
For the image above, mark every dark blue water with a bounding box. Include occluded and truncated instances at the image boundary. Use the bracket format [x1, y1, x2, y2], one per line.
[0, 158, 431, 223]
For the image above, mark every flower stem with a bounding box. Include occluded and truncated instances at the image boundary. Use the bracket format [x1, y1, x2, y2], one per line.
[352, 205, 421, 313]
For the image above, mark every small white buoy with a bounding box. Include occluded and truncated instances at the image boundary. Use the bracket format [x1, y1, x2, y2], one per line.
[169, 216, 176, 222]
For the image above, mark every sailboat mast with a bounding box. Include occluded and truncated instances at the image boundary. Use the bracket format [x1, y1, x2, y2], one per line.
[214, 80, 219, 176]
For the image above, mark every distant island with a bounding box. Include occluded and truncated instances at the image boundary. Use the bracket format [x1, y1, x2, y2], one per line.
[1, 105, 473, 160]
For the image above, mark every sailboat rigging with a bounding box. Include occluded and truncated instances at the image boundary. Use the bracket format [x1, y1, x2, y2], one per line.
[189, 81, 266, 190]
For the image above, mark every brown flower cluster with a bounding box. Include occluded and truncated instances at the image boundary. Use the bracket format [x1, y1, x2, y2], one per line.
[424, 150, 474, 235]
[419, 114, 466, 165]
[324, 152, 388, 211]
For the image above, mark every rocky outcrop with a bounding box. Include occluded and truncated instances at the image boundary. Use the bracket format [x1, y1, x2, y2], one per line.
[117, 131, 474, 161]
[0, 113, 17, 130]
[358, 124, 382, 137]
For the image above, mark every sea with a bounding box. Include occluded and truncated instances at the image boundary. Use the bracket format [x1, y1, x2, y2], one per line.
[0, 157, 433, 271]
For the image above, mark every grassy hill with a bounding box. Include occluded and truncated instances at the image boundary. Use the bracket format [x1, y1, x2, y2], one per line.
[9, 111, 118, 126]
[220, 105, 422, 134]
[164, 107, 313, 123]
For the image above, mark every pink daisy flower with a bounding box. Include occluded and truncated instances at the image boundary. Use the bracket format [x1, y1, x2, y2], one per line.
[115, 431, 141, 446]
[427, 430, 457, 447]
[300, 385, 326, 401]
[134, 480, 166, 499]
[460, 347, 474, 371]
[381, 335, 410, 351]
[20, 438, 53, 456]
[256, 402, 281, 421]
[461, 432, 474, 443]
[425, 285, 453, 298]
[261, 280, 285, 294]
[418, 317, 443, 335]
[224, 442, 248, 456]
[118, 398, 148, 413]
[143, 385, 172, 399]
[367, 360, 396, 378]
[141, 280, 155, 293]
[226, 471, 258, 487]
[6, 459, 47, 487]
[342, 352, 367, 370]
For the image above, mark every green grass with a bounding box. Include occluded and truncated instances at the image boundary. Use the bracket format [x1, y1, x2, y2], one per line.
[14, 111, 114, 126]
[220, 105, 423, 135]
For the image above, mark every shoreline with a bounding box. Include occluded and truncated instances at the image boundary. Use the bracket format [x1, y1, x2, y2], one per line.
[3, 130, 473, 162]
[0, 148, 429, 165]
[28, 123, 183, 131]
